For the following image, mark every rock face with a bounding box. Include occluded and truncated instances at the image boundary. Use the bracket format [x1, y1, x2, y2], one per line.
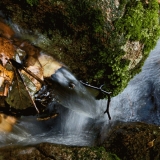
[102, 122, 160, 160]
[0, 0, 159, 97]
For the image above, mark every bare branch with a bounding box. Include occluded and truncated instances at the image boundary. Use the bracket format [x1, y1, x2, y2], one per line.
[17, 69, 40, 114]
[80, 81, 111, 120]
[9, 59, 45, 85]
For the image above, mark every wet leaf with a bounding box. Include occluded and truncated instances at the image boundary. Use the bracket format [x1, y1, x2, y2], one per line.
[0, 64, 14, 96]
[5, 76, 33, 110]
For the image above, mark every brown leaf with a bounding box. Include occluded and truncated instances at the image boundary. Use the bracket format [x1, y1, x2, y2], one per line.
[0, 113, 17, 132]
[0, 37, 15, 66]
[0, 64, 14, 96]
[0, 20, 15, 39]
[5, 77, 33, 110]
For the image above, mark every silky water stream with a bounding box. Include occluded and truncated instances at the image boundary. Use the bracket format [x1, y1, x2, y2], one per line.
[1, 21, 160, 147]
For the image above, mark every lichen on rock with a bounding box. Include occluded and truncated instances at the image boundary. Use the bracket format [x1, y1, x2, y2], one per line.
[121, 41, 144, 70]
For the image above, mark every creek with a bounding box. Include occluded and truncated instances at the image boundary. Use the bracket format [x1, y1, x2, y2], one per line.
[0, 20, 160, 147]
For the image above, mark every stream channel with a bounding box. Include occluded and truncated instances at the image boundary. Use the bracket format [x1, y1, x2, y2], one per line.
[0, 20, 160, 147]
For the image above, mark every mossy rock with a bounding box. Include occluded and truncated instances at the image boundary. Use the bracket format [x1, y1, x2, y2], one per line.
[102, 122, 160, 160]
[0, 142, 120, 160]
[0, 0, 159, 97]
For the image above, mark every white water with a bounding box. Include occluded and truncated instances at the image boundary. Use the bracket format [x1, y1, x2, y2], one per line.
[0, 110, 97, 147]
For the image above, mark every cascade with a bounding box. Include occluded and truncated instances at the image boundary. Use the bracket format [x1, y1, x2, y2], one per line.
[0, 20, 107, 146]
[108, 39, 160, 125]
[0, 18, 160, 147]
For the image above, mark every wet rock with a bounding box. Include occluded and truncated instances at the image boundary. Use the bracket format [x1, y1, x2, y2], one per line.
[102, 122, 160, 160]
[2, 122, 160, 160]
[0, 142, 120, 160]
[0, 145, 47, 160]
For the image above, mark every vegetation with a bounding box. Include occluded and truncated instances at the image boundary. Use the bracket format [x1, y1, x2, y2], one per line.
[26, 0, 38, 6]
[115, 0, 160, 77]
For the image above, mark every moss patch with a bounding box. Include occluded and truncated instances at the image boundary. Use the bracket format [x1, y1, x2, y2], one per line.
[115, 0, 160, 77]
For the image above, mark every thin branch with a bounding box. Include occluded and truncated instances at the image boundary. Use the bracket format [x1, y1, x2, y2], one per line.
[80, 81, 111, 95]
[22, 67, 45, 85]
[80, 81, 111, 120]
[9, 59, 45, 85]
[104, 93, 111, 120]
[17, 69, 40, 114]
[37, 113, 58, 121]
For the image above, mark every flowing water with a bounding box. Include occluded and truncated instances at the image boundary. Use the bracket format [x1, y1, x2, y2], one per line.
[1, 19, 160, 147]
[108, 39, 160, 125]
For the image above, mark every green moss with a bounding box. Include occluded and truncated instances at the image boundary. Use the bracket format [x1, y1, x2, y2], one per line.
[26, 0, 38, 6]
[115, 0, 160, 78]
[107, 152, 121, 160]
[65, 146, 121, 160]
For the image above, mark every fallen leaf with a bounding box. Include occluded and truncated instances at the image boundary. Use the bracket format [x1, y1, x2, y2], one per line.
[0, 64, 14, 96]
[0, 113, 17, 132]
[0, 37, 15, 66]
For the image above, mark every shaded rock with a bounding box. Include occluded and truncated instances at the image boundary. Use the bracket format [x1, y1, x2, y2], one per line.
[0, 145, 47, 160]
[102, 122, 160, 160]
[0, 142, 120, 160]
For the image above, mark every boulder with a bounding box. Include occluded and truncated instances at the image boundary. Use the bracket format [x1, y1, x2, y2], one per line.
[102, 122, 160, 160]
[0, 142, 120, 160]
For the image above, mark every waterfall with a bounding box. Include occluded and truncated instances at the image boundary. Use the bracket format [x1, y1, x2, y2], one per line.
[4, 37, 160, 146]
[1, 18, 160, 146]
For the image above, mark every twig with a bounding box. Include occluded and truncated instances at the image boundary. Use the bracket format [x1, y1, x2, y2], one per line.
[9, 59, 45, 85]
[21, 67, 45, 85]
[80, 81, 111, 120]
